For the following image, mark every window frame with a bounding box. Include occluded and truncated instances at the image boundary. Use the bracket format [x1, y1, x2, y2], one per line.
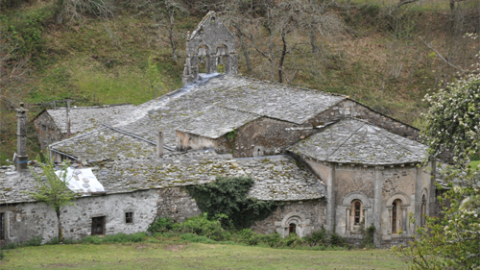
[0, 213, 5, 240]
[125, 212, 133, 224]
[91, 216, 106, 235]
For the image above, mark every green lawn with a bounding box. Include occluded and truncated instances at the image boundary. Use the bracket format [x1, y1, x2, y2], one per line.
[470, 160, 480, 169]
[0, 242, 406, 270]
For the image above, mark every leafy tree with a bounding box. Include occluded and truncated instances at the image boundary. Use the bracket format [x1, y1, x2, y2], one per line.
[397, 58, 480, 269]
[186, 176, 279, 230]
[145, 55, 166, 99]
[24, 156, 76, 241]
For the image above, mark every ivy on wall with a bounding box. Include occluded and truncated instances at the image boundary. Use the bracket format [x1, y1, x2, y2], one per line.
[186, 176, 280, 229]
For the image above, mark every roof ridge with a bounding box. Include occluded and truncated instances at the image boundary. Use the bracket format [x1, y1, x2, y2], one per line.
[326, 121, 367, 161]
[375, 125, 423, 161]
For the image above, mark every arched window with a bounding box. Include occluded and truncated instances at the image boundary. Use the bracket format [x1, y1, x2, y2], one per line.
[421, 195, 427, 226]
[354, 201, 361, 224]
[392, 201, 397, 233]
[391, 199, 402, 234]
[289, 223, 296, 235]
[350, 200, 363, 226]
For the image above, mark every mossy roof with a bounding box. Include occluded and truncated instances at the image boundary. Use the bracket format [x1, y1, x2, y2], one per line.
[51, 74, 344, 161]
[288, 118, 428, 165]
[0, 153, 324, 204]
[46, 104, 135, 135]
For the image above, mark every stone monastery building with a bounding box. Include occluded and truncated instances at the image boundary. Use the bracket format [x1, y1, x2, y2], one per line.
[1, 12, 445, 248]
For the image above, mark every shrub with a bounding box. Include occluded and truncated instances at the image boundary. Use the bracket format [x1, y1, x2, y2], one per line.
[173, 213, 227, 241]
[102, 232, 146, 243]
[46, 237, 60, 245]
[329, 233, 345, 247]
[81, 235, 102, 245]
[148, 217, 174, 234]
[180, 233, 216, 244]
[361, 224, 376, 248]
[186, 176, 279, 229]
[305, 227, 327, 247]
[234, 229, 260, 246]
[25, 236, 43, 247]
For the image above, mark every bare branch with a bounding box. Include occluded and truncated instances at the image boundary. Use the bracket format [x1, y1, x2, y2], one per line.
[420, 37, 479, 75]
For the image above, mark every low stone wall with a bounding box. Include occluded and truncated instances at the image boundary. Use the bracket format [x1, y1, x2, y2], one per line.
[251, 199, 327, 238]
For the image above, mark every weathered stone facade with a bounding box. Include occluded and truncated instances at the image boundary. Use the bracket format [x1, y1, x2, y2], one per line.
[178, 117, 315, 158]
[0, 190, 158, 244]
[182, 11, 238, 85]
[156, 188, 201, 222]
[33, 111, 64, 152]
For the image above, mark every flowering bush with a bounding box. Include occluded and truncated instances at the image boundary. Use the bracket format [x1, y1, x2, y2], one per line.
[398, 47, 480, 270]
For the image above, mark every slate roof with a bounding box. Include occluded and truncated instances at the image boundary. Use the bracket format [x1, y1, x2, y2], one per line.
[0, 154, 324, 204]
[177, 106, 261, 138]
[52, 74, 344, 161]
[288, 118, 428, 165]
[45, 104, 135, 134]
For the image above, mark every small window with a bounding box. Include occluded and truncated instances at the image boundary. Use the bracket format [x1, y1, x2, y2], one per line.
[421, 195, 427, 226]
[0, 213, 5, 240]
[91, 216, 105, 235]
[289, 223, 296, 235]
[350, 200, 363, 226]
[125, 212, 133, 224]
[42, 125, 47, 132]
[392, 201, 397, 233]
[354, 201, 361, 224]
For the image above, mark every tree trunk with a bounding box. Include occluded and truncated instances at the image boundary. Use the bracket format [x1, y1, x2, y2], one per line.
[237, 29, 252, 72]
[56, 208, 63, 241]
[278, 32, 288, 83]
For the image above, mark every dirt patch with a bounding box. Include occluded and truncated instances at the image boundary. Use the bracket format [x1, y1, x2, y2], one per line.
[135, 245, 148, 250]
[164, 244, 188, 252]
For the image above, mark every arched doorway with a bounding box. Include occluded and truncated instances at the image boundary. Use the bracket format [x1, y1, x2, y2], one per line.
[289, 223, 296, 235]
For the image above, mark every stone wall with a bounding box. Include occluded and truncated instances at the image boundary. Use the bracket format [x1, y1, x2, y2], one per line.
[0, 190, 159, 244]
[33, 111, 65, 152]
[251, 199, 327, 238]
[309, 99, 420, 141]
[155, 187, 201, 222]
[218, 117, 315, 158]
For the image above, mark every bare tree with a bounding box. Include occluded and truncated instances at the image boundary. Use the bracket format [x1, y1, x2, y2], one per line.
[220, 0, 254, 72]
[0, 25, 30, 108]
[135, 0, 187, 62]
[55, 0, 115, 25]
[243, 0, 329, 83]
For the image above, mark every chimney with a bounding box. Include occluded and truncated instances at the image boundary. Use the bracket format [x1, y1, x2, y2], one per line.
[16, 102, 28, 171]
[156, 128, 163, 158]
[66, 98, 71, 137]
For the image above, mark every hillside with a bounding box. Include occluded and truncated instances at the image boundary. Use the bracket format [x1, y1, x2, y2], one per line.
[1, 0, 479, 163]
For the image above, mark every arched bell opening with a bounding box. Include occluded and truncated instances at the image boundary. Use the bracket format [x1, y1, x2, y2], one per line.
[197, 45, 209, 74]
[216, 44, 229, 73]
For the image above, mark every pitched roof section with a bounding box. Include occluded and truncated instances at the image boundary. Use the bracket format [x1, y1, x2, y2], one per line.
[189, 11, 235, 41]
[177, 106, 261, 139]
[288, 118, 427, 165]
[46, 104, 135, 134]
[52, 74, 344, 160]
[0, 154, 324, 204]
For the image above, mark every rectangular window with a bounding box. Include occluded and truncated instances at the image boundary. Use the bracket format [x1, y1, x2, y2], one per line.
[42, 125, 47, 132]
[125, 212, 133, 224]
[0, 213, 4, 240]
[91, 216, 105, 235]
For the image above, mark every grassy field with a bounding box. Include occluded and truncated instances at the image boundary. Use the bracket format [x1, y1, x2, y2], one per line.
[471, 160, 480, 169]
[0, 242, 405, 270]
